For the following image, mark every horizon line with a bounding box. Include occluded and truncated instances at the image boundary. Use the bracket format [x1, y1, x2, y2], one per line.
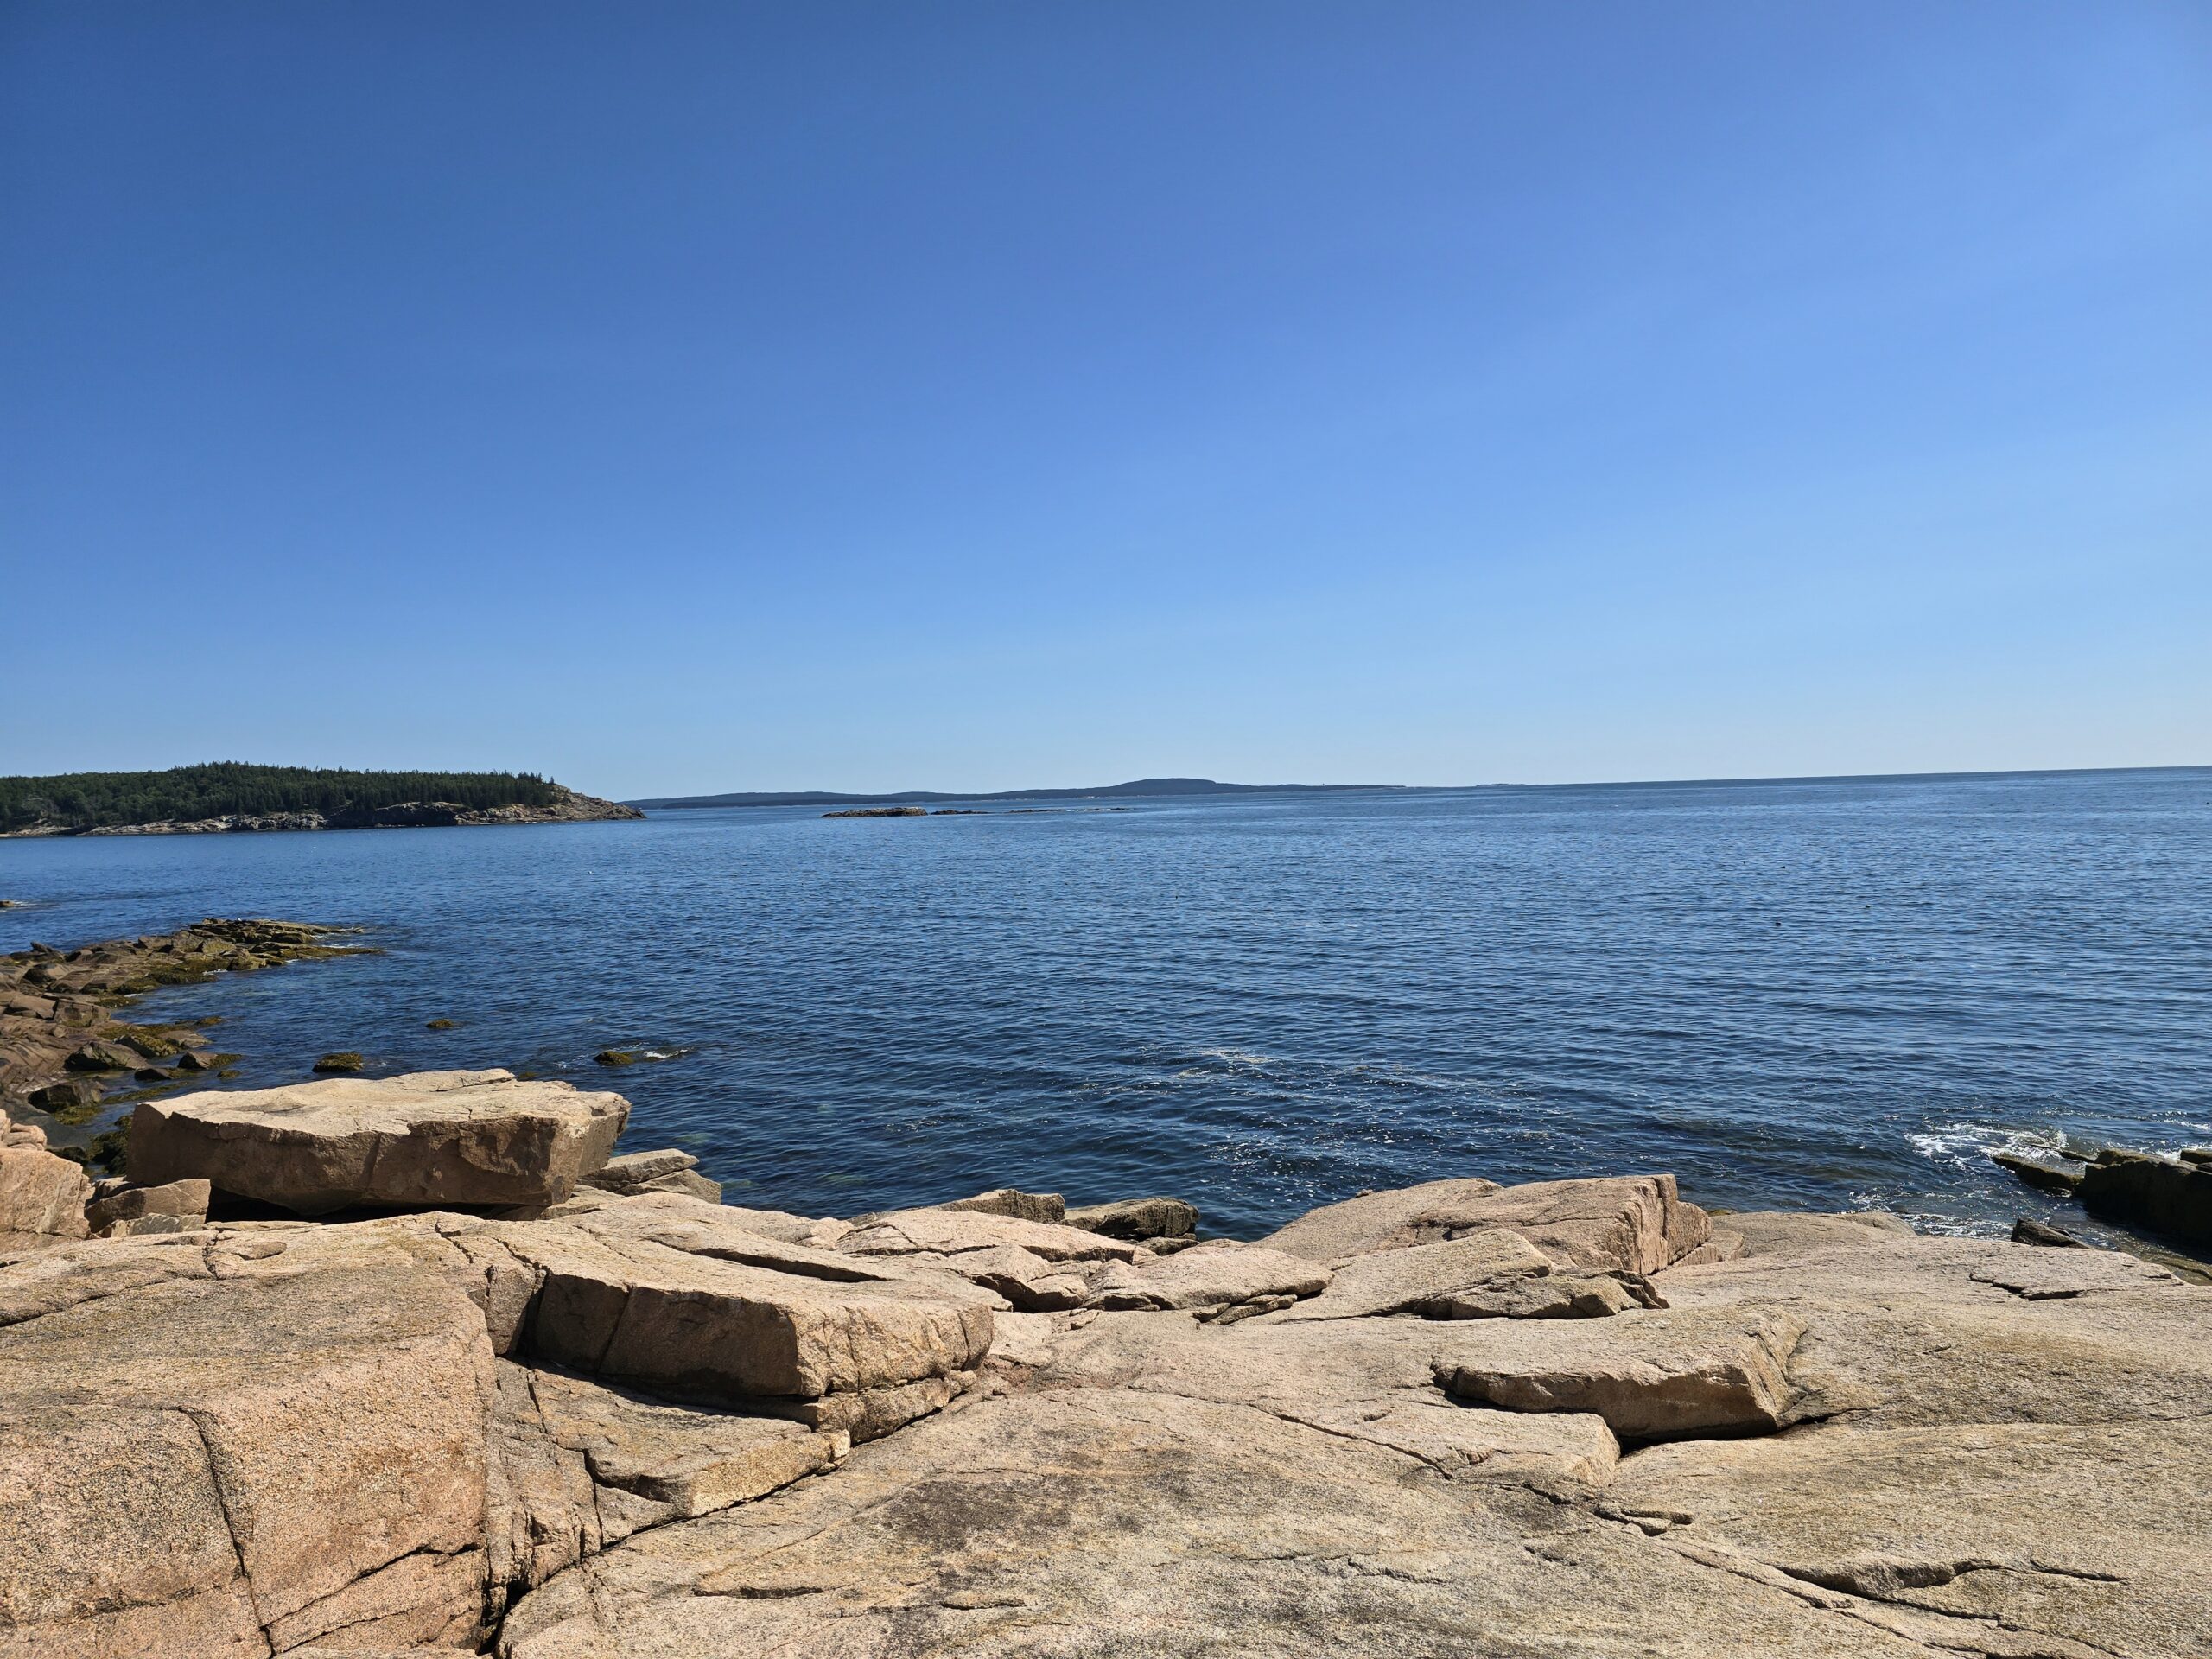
[627, 760, 2210, 808]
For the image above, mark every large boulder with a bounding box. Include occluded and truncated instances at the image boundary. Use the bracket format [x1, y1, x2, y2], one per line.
[1433, 1307, 1807, 1440]
[0, 1110, 92, 1249]
[126, 1070, 628, 1215]
[481, 1197, 996, 1426]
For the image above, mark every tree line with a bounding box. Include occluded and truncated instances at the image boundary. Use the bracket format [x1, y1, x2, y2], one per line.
[0, 762, 562, 833]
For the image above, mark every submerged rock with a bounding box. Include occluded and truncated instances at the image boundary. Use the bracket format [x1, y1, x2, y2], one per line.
[1993, 1149, 2084, 1193]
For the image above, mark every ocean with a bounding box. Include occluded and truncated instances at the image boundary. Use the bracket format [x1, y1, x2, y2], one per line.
[5, 767, 2208, 1239]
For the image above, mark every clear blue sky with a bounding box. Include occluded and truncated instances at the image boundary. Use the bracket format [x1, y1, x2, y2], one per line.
[4, 3, 2207, 798]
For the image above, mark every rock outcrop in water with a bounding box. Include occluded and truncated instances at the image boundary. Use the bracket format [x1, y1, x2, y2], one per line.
[1, 921, 370, 1160]
[1992, 1142, 2212, 1255]
[2, 1070, 2206, 1658]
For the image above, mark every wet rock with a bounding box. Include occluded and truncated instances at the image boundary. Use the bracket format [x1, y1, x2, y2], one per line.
[24, 1076, 102, 1111]
[127, 1068, 628, 1214]
[2012, 1217, 2091, 1248]
[425, 1018, 456, 1030]
[172, 1048, 219, 1072]
[592, 1049, 640, 1066]
[64, 1039, 140, 1073]
[2078, 1154, 2212, 1248]
[1992, 1150, 2083, 1193]
[1064, 1194, 1198, 1241]
[312, 1051, 365, 1073]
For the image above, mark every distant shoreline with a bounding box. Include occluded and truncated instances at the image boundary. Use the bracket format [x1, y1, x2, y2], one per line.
[1, 790, 642, 839]
[630, 777, 1410, 810]
[629, 762, 2209, 812]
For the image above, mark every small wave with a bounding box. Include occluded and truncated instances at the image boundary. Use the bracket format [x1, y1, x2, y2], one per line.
[1904, 1121, 2069, 1170]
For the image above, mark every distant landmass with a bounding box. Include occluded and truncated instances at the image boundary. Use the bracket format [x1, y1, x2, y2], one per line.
[628, 777, 1404, 810]
[0, 762, 642, 836]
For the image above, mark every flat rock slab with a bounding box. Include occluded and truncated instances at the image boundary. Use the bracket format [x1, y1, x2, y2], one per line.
[490, 1212, 995, 1403]
[1609, 1417, 2211, 1659]
[128, 1068, 628, 1214]
[838, 1206, 1139, 1263]
[1435, 1307, 1806, 1440]
[0, 1254, 493, 1656]
[1274, 1227, 1641, 1321]
[504, 1363, 842, 1552]
[1085, 1242, 1332, 1312]
[495, 1386, 1935, 1659]
[1259, 1173, 1711, 1274]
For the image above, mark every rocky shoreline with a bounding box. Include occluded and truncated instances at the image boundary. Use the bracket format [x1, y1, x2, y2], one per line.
[1, 920, 371, 1166]
[5, 785, 644, 837]
[2, 1064, 2205, 1657]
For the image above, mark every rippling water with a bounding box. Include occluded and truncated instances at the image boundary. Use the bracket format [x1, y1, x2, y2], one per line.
[5, 768, 2208, 1237]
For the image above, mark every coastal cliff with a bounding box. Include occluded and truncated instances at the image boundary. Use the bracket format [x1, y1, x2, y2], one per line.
[1, 1067, 2205, 1657]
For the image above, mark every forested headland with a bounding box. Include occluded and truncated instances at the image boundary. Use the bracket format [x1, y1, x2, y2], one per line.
[0, 762, 566, 834]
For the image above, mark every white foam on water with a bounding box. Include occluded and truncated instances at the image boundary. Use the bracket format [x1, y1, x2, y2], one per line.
[1906, 1120, 2069, 1171]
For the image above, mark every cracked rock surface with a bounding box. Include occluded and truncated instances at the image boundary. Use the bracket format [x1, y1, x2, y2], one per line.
[2, 1116, 2206, 1658]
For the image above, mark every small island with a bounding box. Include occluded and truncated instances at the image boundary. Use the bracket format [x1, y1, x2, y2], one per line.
[0, 762, 642, 837]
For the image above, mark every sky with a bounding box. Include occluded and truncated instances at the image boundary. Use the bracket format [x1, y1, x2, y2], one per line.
[3, 3, 2209, 798]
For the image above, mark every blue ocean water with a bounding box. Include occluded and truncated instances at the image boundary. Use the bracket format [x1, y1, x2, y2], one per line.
[4, 769, 2208, 1238]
